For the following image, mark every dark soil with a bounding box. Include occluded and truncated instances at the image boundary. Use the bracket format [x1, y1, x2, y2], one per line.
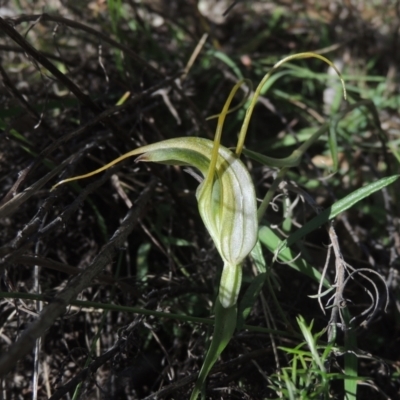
[0, 1, 399, 399]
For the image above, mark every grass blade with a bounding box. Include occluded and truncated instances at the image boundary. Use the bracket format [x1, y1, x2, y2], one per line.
[259, 225, 331, 288]
[279, 174, 399, 252]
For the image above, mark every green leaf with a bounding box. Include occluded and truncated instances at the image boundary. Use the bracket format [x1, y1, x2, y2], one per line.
[190, 299, 237, 400]
[136, 242, 151, 282]
[237, 272, 267, 330]
[342, 308, 358, 400]
[242, 122, 329, 169]
[328, 122, 339, 171]
[208, 49, 243, 79]
[259, 225, 331, 288]
[296, 316, 325, 372]
[250, 239, 267, 274]
[278, 174, 399, 252]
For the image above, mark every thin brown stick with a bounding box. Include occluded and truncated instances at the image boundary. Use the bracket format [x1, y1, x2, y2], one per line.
[13, 255, 135, 291]
[0, 181, 155, 377]
[0, 17, 126, 139]
[141, 347, 271, 400]
[181, 33, 208, 80]
[327, 224, 347, 342]
[48, 338, 122, 400]
[0, 62, 50, 131]
[9, 13, 162, 77]
[5, 13, 213, 137]
[0, 150, 85, 220]
[0, 17, 98, 110]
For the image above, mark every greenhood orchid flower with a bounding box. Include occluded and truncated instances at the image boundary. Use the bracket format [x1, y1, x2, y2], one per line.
[52, 81, 258, 310]
[139, 137, 258, 308]
[52, 78, 257, 400]
[53, 52, 346, 400]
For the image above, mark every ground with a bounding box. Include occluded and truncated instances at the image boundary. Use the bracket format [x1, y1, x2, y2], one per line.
[0, 1, 400, 399]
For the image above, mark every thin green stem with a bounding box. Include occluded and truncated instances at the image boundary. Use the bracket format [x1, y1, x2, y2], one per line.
[206, 79, 252, 122]
[204, 79, 246, 189]
[257, 167, 289, 223]
[236, 52, 346, 156]
[265, 271, 293, 330]
[190, 298, 237, 400]
[241, 122, 329, 169]
[0, 291, 299, 338]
